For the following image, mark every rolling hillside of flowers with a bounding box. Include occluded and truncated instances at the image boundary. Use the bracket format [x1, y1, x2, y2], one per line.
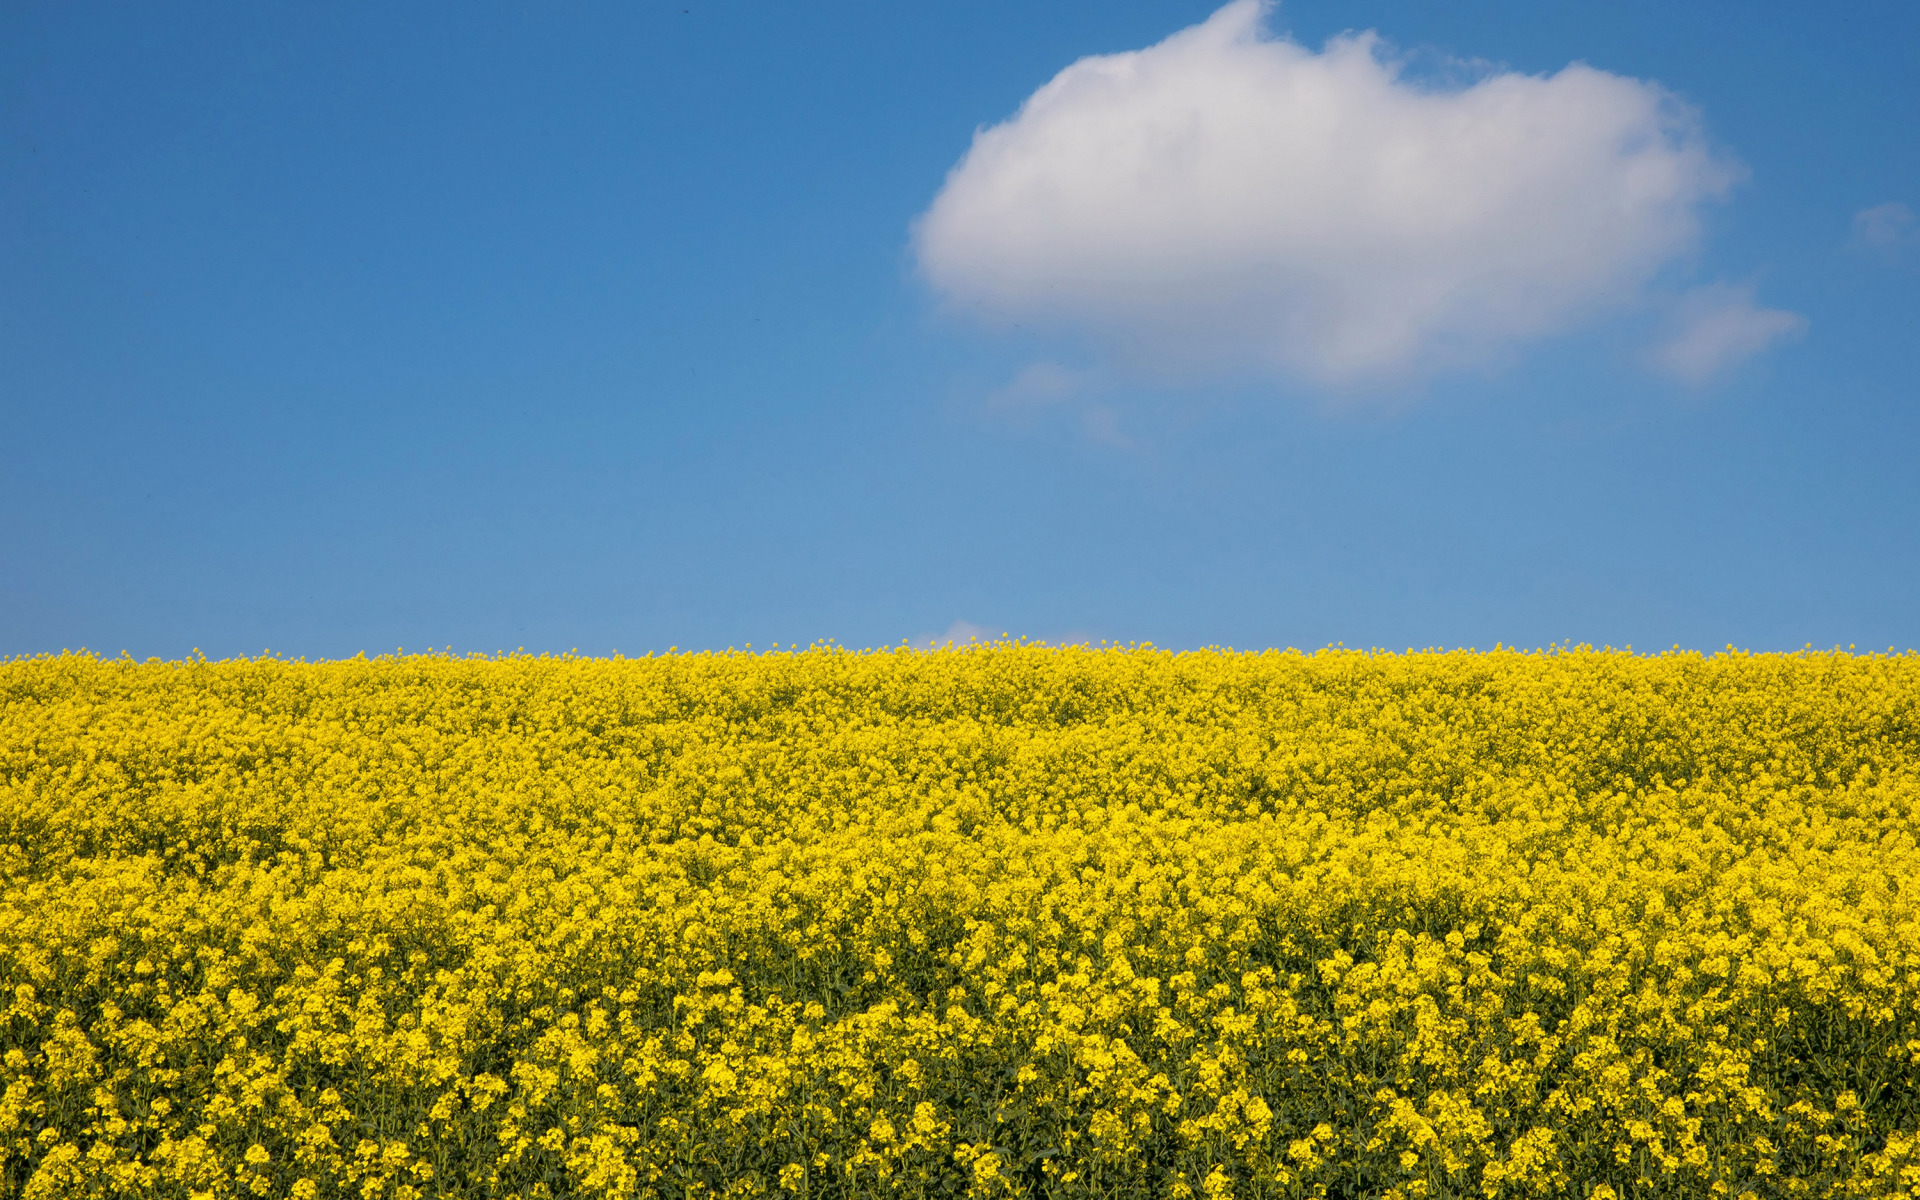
[2, 644, 1917, 1200]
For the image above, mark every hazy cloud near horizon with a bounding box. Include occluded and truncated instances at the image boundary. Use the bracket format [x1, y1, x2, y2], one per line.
[912, 619, 993, 650]
[915, 0, 1796, 391]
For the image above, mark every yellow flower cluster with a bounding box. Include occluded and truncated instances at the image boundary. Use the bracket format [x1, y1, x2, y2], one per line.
[2, 644, 1918, 1200]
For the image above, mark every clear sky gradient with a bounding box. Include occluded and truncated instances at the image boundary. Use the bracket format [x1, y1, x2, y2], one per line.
[4, 1, 1916, 658]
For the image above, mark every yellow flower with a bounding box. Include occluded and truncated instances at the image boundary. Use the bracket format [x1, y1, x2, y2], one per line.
[1, 644, 1914, 1198]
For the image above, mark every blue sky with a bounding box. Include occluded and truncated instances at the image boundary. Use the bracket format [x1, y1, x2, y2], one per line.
[3, 0, 1916, 658]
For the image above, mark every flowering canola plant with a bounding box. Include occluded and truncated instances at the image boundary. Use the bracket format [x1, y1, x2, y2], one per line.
[2, 644, 1918, 1200]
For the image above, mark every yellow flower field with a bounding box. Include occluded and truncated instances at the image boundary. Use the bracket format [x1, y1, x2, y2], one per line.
[2, 644, 1917, 1199]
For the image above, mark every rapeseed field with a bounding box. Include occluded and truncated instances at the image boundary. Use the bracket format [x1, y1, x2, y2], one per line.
[1, 644, 1916, 1200]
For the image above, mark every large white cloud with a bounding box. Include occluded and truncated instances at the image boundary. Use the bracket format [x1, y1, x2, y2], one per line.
[913, 0, 1746, 387]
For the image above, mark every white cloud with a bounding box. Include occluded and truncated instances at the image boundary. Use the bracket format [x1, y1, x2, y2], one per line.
[1852, 202, 1917, 260]
[914, 0, 1742, 388]
[1648, 284, 1806, 384]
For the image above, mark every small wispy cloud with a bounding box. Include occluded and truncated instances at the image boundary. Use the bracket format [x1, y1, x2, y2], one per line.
[1647, 283, 1806, 385]
[1079, 404, 1128, 448]
[982, 362, 1132, 448]
[1851, 202, 1918, 261]
[986, 361, 1099, 410]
